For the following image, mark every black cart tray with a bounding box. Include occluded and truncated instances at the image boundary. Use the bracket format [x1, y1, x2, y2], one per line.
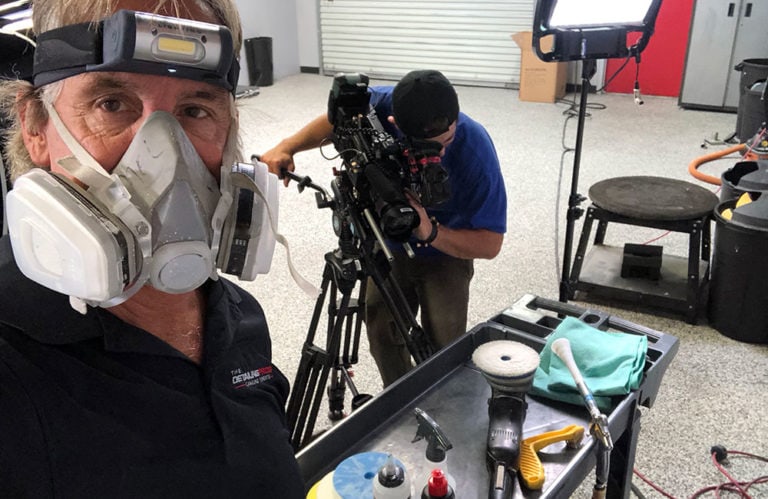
[296, 294, 679, 497]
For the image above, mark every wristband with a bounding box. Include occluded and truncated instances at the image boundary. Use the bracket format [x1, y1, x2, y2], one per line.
[417, 218, 439, 247]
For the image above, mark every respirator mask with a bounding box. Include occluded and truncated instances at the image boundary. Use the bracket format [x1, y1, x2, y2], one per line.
[6, 110, 279, 308]
[5, 9, 318, 311]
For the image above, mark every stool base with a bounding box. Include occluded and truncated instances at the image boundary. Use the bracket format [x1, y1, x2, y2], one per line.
[572, 245, 709, 323]
[569, 205, 712, 324]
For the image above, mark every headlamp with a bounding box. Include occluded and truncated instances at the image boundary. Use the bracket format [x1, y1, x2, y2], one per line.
[32, 10, 239, 93]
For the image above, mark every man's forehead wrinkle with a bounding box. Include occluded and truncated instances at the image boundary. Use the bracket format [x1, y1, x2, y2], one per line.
[77, 74, 138, 93]
[75, 74, 227, 101]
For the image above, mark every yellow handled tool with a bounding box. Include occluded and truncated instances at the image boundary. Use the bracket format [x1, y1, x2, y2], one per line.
[518, 424, 585, 490]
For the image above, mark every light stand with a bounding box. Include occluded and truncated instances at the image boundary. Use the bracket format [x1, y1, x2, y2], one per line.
[530, 0, 663, 303]
[560, 59, 596, 302]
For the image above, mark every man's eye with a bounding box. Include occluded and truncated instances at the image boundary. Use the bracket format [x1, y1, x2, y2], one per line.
[99, 99, 123, 113]
[183, 107, 210, 119]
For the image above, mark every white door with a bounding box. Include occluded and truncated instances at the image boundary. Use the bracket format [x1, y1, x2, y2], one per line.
[319, 0, 535, 87]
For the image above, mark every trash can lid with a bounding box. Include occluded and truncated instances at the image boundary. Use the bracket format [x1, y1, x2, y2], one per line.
[740, 58, 768, 67]
[730, 195, 768, 229]
[733, 161, 768, 191]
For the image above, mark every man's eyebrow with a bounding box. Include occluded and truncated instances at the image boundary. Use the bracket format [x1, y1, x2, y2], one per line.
[180, 89, 229, 101]
[84, 74, 132, 91]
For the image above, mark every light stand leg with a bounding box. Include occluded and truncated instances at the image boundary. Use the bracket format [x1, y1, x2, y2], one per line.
[560, 59, 597, 303]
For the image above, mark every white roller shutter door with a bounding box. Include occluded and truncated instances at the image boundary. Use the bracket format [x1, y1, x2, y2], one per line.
[319, 0, 535, 88]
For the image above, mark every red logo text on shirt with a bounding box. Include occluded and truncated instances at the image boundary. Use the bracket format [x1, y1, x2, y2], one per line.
[231, 366, 274, 389]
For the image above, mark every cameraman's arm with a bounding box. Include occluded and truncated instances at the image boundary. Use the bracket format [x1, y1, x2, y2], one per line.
[260, 115, 334, 183]
[410, 201, 503, 260]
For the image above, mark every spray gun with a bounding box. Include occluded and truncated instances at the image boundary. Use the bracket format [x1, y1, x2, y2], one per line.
[413, 407, 454, 487]
[472, 340, 541, 499]
[551, 338, 614, 499]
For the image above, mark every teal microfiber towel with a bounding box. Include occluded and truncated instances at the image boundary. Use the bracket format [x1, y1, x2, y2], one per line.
[531, 316, 648, 412]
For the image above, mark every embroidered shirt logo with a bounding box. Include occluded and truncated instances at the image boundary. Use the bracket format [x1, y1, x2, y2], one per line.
[231, 366, 274, 389]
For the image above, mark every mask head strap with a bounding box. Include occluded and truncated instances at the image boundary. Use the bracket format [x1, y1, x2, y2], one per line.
[32, 10, 239, 94]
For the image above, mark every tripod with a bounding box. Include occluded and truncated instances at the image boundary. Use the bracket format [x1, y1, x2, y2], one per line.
[284, 170, 434, 451]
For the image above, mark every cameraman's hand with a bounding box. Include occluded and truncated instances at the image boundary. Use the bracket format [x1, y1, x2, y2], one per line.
[260, 147, 296, 187]
[405, 192, 433, 241]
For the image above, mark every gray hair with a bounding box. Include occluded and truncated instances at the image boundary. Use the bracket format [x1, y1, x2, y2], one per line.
[0, 0, 243, 181]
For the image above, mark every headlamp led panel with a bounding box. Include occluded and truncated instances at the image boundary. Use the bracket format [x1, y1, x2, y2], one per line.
[32, 9, 239, 92]
[131, 12, 221, 68]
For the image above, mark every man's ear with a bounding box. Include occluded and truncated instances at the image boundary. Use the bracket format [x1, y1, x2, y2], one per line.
[18, 99, 51, 167]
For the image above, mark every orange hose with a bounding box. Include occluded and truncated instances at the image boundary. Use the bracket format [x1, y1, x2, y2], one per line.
[688, 143, 746, 185]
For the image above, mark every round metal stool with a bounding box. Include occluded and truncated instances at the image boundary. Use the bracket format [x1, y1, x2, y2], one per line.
[569, 176, 719, 323]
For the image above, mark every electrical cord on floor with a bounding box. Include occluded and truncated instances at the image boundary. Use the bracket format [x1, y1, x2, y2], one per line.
[631, 447, 768, 499]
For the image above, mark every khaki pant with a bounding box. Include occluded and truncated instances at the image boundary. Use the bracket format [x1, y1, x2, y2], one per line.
[365, 252, 474, 387]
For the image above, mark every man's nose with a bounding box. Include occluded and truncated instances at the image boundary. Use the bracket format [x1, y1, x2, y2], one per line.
[131, 108, 177, 134]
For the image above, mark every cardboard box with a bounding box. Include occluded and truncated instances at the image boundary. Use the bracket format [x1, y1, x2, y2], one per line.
[511, 31, 567, 103]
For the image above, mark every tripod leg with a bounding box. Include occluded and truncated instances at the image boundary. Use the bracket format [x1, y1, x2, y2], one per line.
[286, 257, 361, 450]
[302, 296, 353, 446]
[329, 281, 372, 418]
[286, 266, 335, 450]
[293, 347, 330, 450]
[341, 366, 373, 410]
[368, 262, 434, 364]
[349, 278, 366, 365]
[327, 366, 346, 421]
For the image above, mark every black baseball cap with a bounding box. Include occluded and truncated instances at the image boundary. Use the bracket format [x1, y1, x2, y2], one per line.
[392, 70, 459, 139]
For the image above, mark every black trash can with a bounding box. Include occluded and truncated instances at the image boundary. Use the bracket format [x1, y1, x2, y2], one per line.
[734, 59, 768, 142]
[720, 160, 768, 202]
[244, 37, 273, 87]
[708, 197, 768, 344]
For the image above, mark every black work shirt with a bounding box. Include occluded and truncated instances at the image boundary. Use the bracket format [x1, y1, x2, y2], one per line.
[0, 237, 304, 498]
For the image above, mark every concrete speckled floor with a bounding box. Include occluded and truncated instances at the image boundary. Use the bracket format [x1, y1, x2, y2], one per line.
[234, 73, 767, 498]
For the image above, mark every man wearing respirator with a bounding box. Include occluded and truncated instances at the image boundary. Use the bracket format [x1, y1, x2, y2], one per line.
[0, 1, 303, 496]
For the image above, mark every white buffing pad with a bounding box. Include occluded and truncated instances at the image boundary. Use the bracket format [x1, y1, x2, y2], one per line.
[472, 340, 540, 392]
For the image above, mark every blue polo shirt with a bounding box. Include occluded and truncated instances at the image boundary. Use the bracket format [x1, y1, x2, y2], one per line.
[369, 86, 507, 255]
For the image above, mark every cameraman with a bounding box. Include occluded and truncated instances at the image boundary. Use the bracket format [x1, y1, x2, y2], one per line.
[262, 70, 507, 386]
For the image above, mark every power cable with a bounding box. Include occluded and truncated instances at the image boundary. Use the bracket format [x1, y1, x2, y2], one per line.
[631, 447, 768, 499]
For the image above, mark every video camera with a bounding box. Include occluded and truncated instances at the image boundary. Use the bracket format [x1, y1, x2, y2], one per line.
[326, 73, 450, 243]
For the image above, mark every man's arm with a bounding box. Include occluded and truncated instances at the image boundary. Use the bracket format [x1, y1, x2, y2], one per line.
[410, 199, 503, 260]
[260, 115, 334, 184]
[430, 226, 503, 260]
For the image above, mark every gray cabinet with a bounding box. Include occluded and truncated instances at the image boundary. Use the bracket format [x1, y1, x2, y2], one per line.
[679, 0, 768, 111]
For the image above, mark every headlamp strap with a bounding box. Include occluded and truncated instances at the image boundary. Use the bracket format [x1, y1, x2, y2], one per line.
[33, 21, 103, 85]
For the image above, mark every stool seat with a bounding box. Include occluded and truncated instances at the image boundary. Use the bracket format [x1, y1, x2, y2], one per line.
[589, 176, 718, 221]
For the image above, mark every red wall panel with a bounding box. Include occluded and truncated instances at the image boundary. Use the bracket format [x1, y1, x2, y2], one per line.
[604, 0, 694, 97]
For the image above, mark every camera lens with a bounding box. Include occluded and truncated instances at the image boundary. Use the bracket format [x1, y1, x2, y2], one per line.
[379, 203, 419, 242]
